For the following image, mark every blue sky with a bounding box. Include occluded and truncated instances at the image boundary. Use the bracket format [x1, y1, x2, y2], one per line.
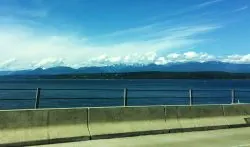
[0, 0, 249, 70]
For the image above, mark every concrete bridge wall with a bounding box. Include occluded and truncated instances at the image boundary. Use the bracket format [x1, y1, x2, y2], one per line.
[0, 104, 250, 146]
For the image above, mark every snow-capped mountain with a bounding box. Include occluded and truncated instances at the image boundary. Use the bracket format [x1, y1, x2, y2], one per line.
[1, 61, 250, 76]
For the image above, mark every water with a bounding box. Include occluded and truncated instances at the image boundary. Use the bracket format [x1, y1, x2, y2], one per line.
[0, 79, 250, 109]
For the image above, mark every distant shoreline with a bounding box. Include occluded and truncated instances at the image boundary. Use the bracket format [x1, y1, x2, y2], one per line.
[3, 71, 250, 80]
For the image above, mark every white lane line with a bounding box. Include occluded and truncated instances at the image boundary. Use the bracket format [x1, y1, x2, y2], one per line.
[232, 143, 250, 147]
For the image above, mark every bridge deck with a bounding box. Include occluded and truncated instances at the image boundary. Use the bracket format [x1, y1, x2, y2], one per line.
[34, 127, 250, 147]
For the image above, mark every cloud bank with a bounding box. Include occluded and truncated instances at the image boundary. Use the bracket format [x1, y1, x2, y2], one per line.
[1, 51, 250, 70]
[0, 23, 221, 70]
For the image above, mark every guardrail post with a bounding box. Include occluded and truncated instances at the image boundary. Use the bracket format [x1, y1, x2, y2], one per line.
[231, 89, 235, 104]
[189, 89, 193, 106]
[35, 88, 41, 109]
[123, 88, 128, 106]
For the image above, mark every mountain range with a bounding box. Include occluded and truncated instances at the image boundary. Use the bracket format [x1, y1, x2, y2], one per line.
[1, 61, 250, 76]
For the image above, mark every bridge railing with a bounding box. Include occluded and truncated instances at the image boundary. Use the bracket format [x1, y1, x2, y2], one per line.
[0, 88, 250, 109]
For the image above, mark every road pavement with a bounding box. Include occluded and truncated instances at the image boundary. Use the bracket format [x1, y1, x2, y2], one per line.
[34, 127, 250, 147]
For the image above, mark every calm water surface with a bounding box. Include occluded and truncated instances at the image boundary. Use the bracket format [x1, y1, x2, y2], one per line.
[0, 79, 250, 109]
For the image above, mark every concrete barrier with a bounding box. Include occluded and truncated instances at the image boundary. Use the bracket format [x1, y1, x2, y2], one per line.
[0, 108, 89, 146]
[47, 108, 90, 143]
[177, 105, 228, 130]
[88, 106, 167, 139]
[190, 105, 228, 128]
[164, 106, 182, 132]
[1, 104, 250, 146]
[177, 106, 197, 129]
[223, 104, 250, 127]
[0, 109, 48, 145]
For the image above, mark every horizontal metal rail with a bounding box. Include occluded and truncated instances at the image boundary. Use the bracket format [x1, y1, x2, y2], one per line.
[127, 96, 189, 99]
[1, 88, 249, 91]
[191, 89, 231, 91]
[0, 89, 36, 91]
[0, 98, 34, 101]
[235, 90, 250, 92]
[234, 97, 250, 99]
[41, 88, 123, 91]
[128, 89, 188, 92]
[42, 97, 122, 100]
[192, 96, 232, 99]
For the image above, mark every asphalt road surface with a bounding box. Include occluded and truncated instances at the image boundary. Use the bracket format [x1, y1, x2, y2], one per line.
[35, 127, 250, 147]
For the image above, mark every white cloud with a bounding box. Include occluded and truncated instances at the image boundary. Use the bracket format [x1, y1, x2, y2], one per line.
[78, 53, 250, 67]
[222, 54, 250, 64]
[0, 0, 247, 71]
[166, 25, 221, 39]
[72, 52, 250, 68]
[2, 52, 250, 70]
[155, 57, 168, 65]
[0, 25, 94, 64]
[233, 5, 248, 12]
[96, 24, 156, 38]
[196, 0, 223, 8]
[109, 56, 122, 63]
[0, 22, 220, 70]
[31, 57, 65, 69]
[0, 0, 222, 71]
[0, 58, 17, 70]
[148, 0, 224, 22]
[184, 51, 199, 59]
[167, 53, 181, 59]
[166, 52, 216, 63]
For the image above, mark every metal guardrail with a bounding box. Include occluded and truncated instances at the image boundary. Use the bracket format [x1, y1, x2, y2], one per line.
[0, 88, 249, 109]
